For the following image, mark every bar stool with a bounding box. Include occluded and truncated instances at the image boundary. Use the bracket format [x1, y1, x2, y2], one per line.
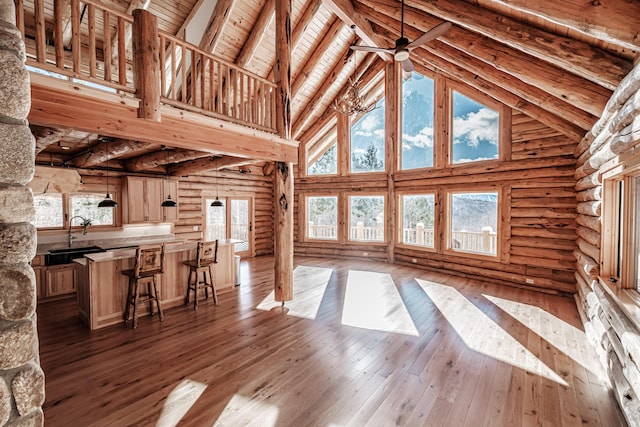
[122, 244, 165, 329]
[183, 240, 218, 309]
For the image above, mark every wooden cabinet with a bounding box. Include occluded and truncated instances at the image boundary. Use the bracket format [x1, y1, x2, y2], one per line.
[45, 264, 77, 297]
[124, 176, 169, 223]
[31, 255, 44, 299]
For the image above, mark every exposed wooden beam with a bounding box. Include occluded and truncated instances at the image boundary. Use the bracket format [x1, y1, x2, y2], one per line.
[292, 18, 346, 98]
[199, 0, 234, 53]
[358, 1, 612, 118]
[68, 138, 152, 168]
[292, 0, 322, 51]
[384, 0, 633, 91]
[32, 126, 71, 154]
[174, 0, 208, 38]
[322, 0, 391, 62]
[487, 0, 640, 53]
[169, 155, 261, 176]
[56, 0, 72, 47]
[236, 0, 275, 69]
[364, 8, 596, 131]
[29, 75, 298, 163]
[125, 148, 211, 172]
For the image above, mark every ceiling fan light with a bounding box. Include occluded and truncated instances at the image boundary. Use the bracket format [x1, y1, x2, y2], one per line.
[394, 49, 410, 62]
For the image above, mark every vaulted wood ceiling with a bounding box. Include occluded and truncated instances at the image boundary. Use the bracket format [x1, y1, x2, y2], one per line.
[30, 0, 639, 176]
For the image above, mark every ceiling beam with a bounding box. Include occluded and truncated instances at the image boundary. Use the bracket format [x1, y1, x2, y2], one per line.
[388, 0, 632, 91]
[125, 148, 211, 172]
[169, 156, 262, 176]
[32, 126, 71, 154]
[236, 0, 275, 69]
[292, 0, 322, 52]
[370, 19, 590, 138]
[199, 0, 234, 53]
[362, 6, 597, 131]
[322, 0, 391, 62]
[486, 0, 640, 53]
[357, 1, 611, 118]
[292, 18, 346, 98]
[67, 138, 152, 168]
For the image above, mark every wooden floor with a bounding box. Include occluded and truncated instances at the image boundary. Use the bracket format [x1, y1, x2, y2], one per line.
[38, 256, 626, 426]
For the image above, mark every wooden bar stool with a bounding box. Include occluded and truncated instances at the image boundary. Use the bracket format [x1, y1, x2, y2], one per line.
[122, 244, 165, 329]
[183, 240, 218, 309]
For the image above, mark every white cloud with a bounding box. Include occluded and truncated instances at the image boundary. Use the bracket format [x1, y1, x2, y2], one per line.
[403, 126, 434, 148]
[453, 108, 499, 147]
[359, 114, 380, 132]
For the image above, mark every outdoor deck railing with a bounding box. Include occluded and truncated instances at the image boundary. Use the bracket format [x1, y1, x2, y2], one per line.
[15, 0, 277, 133]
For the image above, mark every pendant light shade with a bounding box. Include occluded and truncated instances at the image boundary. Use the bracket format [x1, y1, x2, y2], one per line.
[161, 146, 178, 208]
[98, 194, 118, 208]
[99, 137, 117, 208]
[161, 194, 178, 207]
[210, 197, 223, 207]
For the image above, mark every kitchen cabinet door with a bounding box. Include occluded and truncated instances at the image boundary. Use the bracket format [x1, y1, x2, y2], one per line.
[125, 177, 167, 223]
[45, 264, 77, 297]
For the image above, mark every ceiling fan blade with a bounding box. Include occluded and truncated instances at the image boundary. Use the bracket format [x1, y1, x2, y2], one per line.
[350, 45, 394, 54]
[406, 22, 452, 50]
[401, 58, 414, 73]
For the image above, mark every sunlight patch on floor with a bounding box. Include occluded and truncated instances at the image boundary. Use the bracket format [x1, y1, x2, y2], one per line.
[156, 379, 207, 427]
[483, 294, 607, 380]
[213, 393, 279, 427]
[417, 279, 567, 385]
[342, 270, 419, 336]
[257, 266, 333, 319]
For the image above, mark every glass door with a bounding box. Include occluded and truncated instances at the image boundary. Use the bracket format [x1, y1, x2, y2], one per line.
[205, 196, 253, 258]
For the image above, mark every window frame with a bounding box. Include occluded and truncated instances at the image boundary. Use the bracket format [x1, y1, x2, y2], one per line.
[303, 194, 340, 242]
[444, 189, 501, 260]
[396, 191, 437, 252]
[346, 192, 387, 244]
[447, 81, 509, 167]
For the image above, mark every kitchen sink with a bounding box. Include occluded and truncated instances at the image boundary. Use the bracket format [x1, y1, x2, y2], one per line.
[45, 246, 106, 266]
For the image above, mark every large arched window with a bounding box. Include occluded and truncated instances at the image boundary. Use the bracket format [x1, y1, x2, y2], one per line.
[401, 73, 435, 170]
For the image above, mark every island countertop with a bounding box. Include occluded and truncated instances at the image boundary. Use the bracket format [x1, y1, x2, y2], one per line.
[76, 239, 239, 330]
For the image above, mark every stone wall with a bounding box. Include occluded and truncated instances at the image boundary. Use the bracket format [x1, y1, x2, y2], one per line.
[573, 61, 640, 426]
[0, 1, 44, 425]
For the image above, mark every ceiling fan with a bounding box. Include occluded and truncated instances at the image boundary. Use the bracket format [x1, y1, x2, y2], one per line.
[350, 0, 451, 73]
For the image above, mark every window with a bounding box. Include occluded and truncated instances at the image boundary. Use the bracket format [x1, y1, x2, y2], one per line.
[349, 195, 385, 242]
[401, 73, 435, 170]
[351, 98, 385, 173]
[306, 196, 338, 240]
[70, 194, 114, 226]
[451, 90, 499, 164]
[308, 143, 337, 176]
[400, 194, 435, 248]
[33, 193, 63, 228]
[205, 198, 227, 241]
[449, 192, 498, 256]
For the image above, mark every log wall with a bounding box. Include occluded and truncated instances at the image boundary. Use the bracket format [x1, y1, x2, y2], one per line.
[573, 62, 640, 427]
[294, 109, 579, 295]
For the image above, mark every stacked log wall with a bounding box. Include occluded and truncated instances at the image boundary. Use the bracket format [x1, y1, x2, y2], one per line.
[294, 111, 579, 294]
[574, 62, 640, 427]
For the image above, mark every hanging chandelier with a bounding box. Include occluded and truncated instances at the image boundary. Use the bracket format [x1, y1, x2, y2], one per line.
[331, 28, 375, 117]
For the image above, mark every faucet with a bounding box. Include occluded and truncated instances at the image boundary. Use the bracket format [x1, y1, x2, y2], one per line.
[68, 215, 92, 247]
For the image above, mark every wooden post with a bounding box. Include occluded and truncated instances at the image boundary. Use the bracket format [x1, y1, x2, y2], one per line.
[482, 226, 492, 253]
[274, 0, 293, 303]
[416, 223, 424, 245]
[132, 9, 160, 121]
[385, 61, 400, 262]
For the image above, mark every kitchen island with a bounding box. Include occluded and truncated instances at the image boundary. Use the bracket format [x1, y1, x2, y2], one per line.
[76, 240, 237, 330]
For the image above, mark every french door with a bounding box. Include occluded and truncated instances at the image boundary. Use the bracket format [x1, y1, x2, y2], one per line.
[205, 196, 253, 258]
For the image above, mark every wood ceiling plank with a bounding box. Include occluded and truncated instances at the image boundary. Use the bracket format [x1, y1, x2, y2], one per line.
[357, 1, 612, 118]
[292, 0, 322, 51]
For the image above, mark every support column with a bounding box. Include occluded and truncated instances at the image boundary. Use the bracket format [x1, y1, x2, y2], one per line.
[0, 1, 45, 425]
[385, 61, 400, 263]
[274, 0, 293, 303]
[132, 9, 160, 121]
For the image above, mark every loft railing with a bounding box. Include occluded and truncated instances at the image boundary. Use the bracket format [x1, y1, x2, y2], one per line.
[15, 0, 278, 133]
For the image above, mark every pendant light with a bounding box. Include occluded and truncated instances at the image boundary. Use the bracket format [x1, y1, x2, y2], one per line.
[211, 158, 223, 207]
[161, 146, 177, 208]
[98, 137, 118, 208]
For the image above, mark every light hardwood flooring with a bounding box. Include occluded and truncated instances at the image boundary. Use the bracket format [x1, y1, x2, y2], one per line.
[38, 256, 626, 426]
